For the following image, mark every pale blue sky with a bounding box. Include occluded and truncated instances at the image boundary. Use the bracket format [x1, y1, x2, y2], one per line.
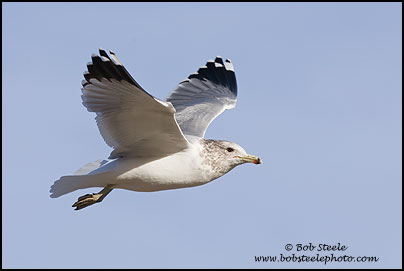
[2, 3, 402, 268]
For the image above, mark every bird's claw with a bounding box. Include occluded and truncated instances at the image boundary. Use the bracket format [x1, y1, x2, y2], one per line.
[72, 193, 102, 210]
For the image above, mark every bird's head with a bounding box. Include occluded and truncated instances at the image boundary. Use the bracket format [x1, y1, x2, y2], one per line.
[201, 139, 262, 176]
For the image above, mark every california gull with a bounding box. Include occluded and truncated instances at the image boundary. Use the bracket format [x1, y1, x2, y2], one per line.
[50, 49, 262, 210]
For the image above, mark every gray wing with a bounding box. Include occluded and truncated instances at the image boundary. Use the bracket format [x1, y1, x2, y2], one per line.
[166, 57, 237, 138]
[81, 49, 189, 159]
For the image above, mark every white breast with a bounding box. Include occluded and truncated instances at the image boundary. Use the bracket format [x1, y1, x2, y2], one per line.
[97, 141, 212, 192]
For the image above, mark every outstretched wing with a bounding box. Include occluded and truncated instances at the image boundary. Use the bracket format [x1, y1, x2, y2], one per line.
[81, 49, 189, 159]
[166, 57, 237, 138]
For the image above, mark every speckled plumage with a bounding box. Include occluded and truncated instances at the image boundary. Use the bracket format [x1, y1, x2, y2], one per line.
[201, 139, 235, 176]
[50, 49, 261, 210]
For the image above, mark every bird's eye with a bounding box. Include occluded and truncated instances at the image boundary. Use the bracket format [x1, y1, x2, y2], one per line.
[226, 147, 234, 152]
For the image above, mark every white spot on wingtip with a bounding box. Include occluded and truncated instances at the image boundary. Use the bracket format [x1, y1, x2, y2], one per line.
[224, 61, 234, 72]
[100, 56, 110, 62]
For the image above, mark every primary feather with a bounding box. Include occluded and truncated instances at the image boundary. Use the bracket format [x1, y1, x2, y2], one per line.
[167, 57, 238, 138]
[81, 49, 189, 159]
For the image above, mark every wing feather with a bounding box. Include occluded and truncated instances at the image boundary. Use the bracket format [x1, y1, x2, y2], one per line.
[166, 57, 237, 137]
[81, 49, 189, 159]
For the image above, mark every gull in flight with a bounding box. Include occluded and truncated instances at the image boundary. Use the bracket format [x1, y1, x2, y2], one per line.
[50, 49, 262, 210]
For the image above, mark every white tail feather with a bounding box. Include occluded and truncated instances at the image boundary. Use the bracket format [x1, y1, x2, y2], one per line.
[50, 173, 112, 198]
[50, 159, 114, 198]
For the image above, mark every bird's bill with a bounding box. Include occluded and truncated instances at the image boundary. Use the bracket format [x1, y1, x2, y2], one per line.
[234, 155, 262, 165]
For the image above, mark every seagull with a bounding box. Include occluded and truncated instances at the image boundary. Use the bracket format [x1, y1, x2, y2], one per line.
[50, 49, 262, 210]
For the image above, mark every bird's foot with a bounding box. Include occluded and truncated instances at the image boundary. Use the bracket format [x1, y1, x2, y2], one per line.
[72, 184, 114, 210]
[72, 193, 103, 210]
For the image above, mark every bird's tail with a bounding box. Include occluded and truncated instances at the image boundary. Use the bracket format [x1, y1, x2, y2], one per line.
[50, 172, 112, 198]
[50, 159, 113, 198]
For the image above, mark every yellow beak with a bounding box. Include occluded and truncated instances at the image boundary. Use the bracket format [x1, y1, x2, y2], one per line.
[234, 155, 262, 165]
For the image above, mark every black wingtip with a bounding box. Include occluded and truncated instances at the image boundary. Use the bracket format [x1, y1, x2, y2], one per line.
[215, 56, 224, 65]
[182, 57, 237, 96]
[99, 48, 109, 58]
[82, 49, 151, 96]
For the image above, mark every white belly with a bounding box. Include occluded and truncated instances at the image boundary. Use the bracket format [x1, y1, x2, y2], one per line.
[94, 146, 212, 192]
